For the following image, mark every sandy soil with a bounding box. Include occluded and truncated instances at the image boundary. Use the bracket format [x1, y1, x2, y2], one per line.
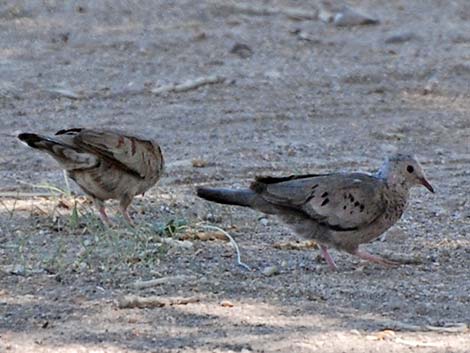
[0, 1, 469, 352]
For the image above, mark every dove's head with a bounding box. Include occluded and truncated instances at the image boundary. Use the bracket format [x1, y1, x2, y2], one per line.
[379, 154, 434, 193]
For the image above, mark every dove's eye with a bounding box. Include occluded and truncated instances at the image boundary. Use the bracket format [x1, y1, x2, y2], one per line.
[406, 165, 414, 173]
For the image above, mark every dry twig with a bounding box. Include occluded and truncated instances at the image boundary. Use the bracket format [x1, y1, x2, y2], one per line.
[383, 320, 468, 333]
[46, 87, 83, 100]
[131, 275, 196, 289]
[0, 192, 56, 198]
[118, 295, 200, 309]
[151, 76, 225, 95]
[213, 2, 318, 20]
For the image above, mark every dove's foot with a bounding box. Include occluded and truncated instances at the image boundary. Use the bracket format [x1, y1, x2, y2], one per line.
[120, 207, 135, 227]
[97, 206, 112, 227]
[353, 249, 400, 267]
[320, 245, 338, 271]
[119, 196, 134, 227]
[94, 199, 113, 227]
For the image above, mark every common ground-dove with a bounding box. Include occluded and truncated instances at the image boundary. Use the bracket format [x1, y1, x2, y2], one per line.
[197, 154, 434, 270]
[18, 128, 164, 226]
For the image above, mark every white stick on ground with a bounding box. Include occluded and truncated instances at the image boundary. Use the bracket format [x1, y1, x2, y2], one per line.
[198, 224, 251, 271]
[46, 87, 83, 100]
[151, 75, 225, 95]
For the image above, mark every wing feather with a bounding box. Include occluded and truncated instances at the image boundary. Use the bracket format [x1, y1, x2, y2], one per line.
[56, 128, 163, 180]
[256, 173, 386, 230]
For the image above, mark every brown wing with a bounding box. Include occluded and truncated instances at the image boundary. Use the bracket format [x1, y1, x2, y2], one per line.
[255, 173, 387, 230]
[55, 128, 163, 180]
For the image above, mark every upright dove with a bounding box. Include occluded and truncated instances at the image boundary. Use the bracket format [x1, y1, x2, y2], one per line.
[197, 154, 434, 270]
[18, 128, 164, 225]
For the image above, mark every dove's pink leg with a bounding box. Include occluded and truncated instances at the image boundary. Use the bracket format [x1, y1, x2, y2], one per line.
[320, 245, 337, 271]
[119, 197, 134, 226]
[120, 206, 134, 226]
[93, 199, 112, 226]
[98, 206, 111, 226]
[353, 249, 400, 267]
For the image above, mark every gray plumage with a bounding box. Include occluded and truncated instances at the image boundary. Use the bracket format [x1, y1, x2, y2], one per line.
[18, 128, 164, 225]
[197, 154, 434, 270]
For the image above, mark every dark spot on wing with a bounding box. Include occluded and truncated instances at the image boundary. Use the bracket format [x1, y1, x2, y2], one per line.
[321, 192, 329, 198]
[116, 136, 125, 148]
[321, 198, 329, 206]
[305, 192, 316, 203]
[354, 201, 360, 207]
[360, 205, 365, 212]
[131, 138, 136, 155]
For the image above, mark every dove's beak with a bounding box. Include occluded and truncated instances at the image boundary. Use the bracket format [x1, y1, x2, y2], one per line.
[420, 177, 434, 193]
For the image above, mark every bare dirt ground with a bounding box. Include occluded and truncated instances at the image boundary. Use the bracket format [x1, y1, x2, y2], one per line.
[0, 1, 469, 352]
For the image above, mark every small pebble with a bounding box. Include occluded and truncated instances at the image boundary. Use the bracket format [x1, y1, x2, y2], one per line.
[259, 218, 269, 226]
[262, 265, 279, 277]
[334, 7, 379, 27]
[220, 300, 234, 307]
[230, 43, 253, 58]
[385, 32, 415, 44]
[192, 159, 208, 168]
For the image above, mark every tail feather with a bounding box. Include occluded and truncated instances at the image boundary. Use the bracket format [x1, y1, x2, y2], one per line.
[18, 132, 97, 170]
[18, 133, 66, 150]
[196, 187, 255, 207]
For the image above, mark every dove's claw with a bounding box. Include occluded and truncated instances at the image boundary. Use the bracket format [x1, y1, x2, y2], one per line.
[353, 249, 400, 267]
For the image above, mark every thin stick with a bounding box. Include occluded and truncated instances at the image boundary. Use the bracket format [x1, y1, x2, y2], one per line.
[46, 87, 83, 100]
[212, 2, 318, 20]
[16, 180, 66, 194]
[198, 224, 251, 271]
[118, 295, 200, 309]
[151, 76, 225, 95]
[383, 320, 468, 333]
[0, 192, 56, 198]
[131, 275, 197, 289]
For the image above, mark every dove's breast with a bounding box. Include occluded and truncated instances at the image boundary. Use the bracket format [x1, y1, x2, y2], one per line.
[321, 190, 409, 252]
[351, 191, 409, 246]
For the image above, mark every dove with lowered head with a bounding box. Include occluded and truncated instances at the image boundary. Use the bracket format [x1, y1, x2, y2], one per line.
[18, 128, 164, 226]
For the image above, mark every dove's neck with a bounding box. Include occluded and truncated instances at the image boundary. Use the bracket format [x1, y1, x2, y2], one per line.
[376, 162, 411, 198]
